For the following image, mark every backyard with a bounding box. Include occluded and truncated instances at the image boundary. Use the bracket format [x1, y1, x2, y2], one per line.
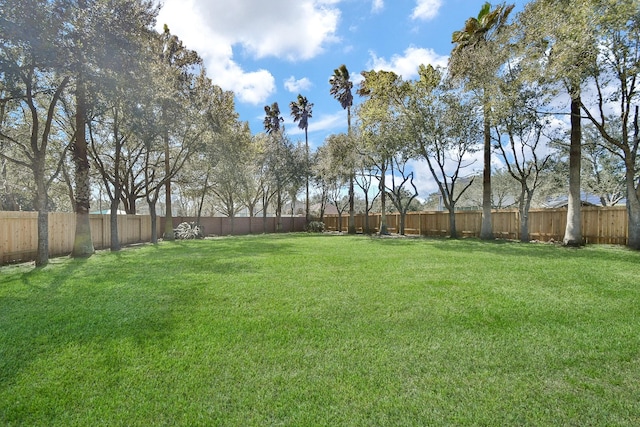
[1, 234, 639, 426]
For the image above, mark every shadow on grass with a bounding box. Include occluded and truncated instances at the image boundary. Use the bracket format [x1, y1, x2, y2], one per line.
[361, 234, 640, 273]
[1, 259, 175, 389]
[0, 235, 303, 389]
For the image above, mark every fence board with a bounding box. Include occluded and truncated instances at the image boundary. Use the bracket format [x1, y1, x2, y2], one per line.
[324, 207, 628, 245]
[0, 213, 308, 265]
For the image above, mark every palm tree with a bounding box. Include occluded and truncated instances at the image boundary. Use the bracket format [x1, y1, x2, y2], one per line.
[264, 102, 284, 135]
[329, 64, 356, 234]
[290, 94, 313, 223]
[451, 2, 514, 241]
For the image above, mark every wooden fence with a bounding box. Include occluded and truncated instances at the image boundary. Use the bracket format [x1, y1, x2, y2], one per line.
[0, 212, 307, 265]
[323, 206, 629, 245]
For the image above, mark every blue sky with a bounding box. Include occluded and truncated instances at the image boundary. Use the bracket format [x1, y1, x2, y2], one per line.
[156, 0, 530, 195]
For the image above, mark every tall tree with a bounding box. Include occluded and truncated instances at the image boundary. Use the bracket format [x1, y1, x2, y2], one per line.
[318, 133, 354, 231]
[0, 0, 74, 265]
[407, 65, 480, 238]
[493, 67, 553, 242]
[329, 64, 357, 234]
[263, 103, 303, 231]
[450, 1, 515, 240]
[157, 25, 203, 241]
[289, 94, 313, 223]
[0, 1, 71, 265]
[264, 102, 284, 135]
[62, 0, 159, 257]
[210, 122, 252, 231]
[517, 0, 598, 246]
[578, 0, 640, 249]
[357, 70, 411, 235]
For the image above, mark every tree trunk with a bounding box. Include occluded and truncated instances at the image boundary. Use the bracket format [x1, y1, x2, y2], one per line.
[347, 107, 356, 234]
[448, 206, 458, 239]
[379, 163, 388, 235]
[262, 203, 268, 233]
[519, 187, 532, 243]
[34, 177, 49, 266]
[163, 129, 175, 241]
[276, 187, 282, 232]
[563, 92, 582, 246]
[35, 208, 49, 267]
[71, 75, 94, 258]
[480, 106, 493, 240]
[32, 149, 50, 266]
[149, 200, 158, 244]
[626, 108, 640, 249]
[348, 175, 356, 234]
[305, 127, 310, 225]
[364, 193, 370, 234]
[110, 109, 122, 251]
[627, 191, 640, 250]
[110, 199, 120, 251]
[625, 150, 640, 248]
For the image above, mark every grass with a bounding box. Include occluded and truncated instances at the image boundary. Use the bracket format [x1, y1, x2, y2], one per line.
[1, 234, 639, 426]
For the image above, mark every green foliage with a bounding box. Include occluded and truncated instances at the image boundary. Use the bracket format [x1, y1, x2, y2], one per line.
[305, 221, 325, 233]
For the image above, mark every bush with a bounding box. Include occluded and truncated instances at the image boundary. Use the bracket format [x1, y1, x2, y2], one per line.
[306, 221, 325, 233]
[175, 222, 204, 239]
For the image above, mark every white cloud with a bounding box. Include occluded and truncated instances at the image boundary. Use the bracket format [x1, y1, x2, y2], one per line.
[372, 0, 384, 13]
[284, 76, 313, 93]
[367, 46, 449, 79]
[411, 0, 443, 21]
[156, 0, 340, 105]
[187, 0, 340, 61]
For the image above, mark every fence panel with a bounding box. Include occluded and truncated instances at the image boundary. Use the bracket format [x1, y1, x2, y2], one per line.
[324, 206, 629, 245]
[2, 213, 308, 265]
[1, 207, 630, 265]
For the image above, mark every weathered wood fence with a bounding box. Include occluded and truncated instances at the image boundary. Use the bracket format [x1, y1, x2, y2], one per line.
[0, 212, 306, 265]
[323, 207, 628, 245]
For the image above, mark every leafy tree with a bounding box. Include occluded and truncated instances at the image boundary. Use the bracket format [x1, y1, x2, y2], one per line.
[310, 145, 332, 222]
[175, 79, 242, 225]
[156, 25, 203, 241]
[493, 72, 553, 242]
[289, 94, 313, 222]
[578, 0, 640, 249]
[357, 70, 411, 235]
[210, 122, 252, 230]
[385, 153, 419, 235]
[0, 0, 72, 265]
[450, 1, 515, 240]
[238, 135, 268, 231]
[329, 64, 357, 234]
[581, 124, 625, 207]
[262, 104, 304, 231]
[53, 0, 159, 257]
[517, 0, 599, 246]
[327, 179, 350, 232]
[352, 133, 380, 234]
[315, 133, 352, 231]
[407, 65, 480, 238]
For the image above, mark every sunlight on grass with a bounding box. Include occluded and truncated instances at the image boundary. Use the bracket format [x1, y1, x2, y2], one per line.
[1, 235, 639, 426]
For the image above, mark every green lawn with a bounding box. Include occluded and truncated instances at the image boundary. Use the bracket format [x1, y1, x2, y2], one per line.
[1, 234, 639, 426]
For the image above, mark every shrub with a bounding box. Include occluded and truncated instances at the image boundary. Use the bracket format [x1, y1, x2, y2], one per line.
[306, 221, 325, 233]
[175, 222, 203, 239]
